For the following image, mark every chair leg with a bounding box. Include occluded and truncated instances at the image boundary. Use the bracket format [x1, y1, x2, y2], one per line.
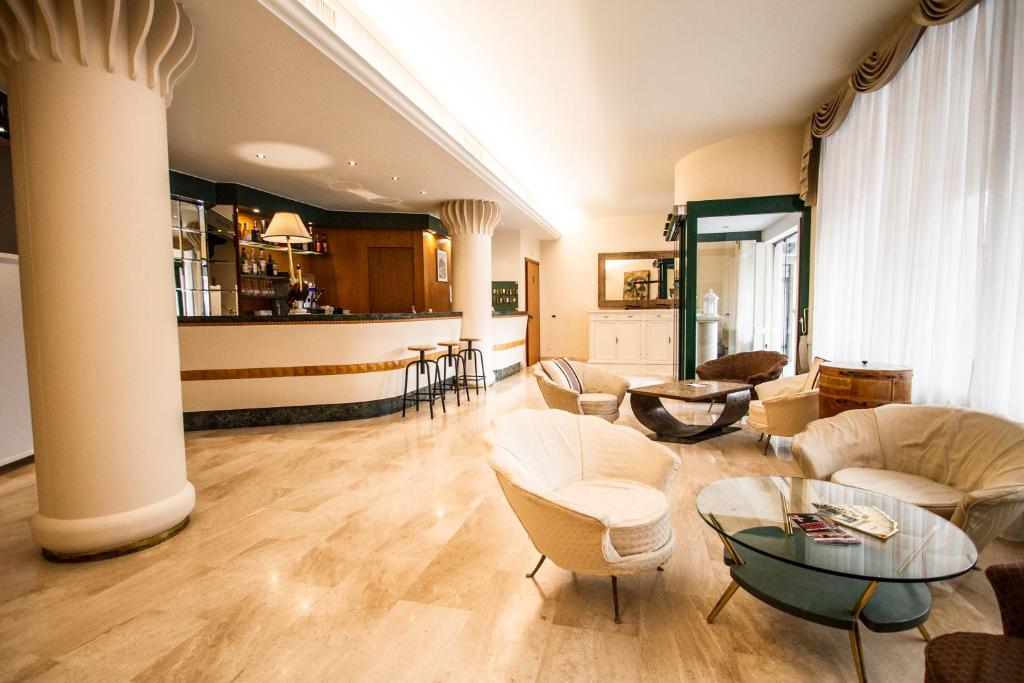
[435, 361, 446, 413]
[460, 355, 471, 402]
[416, 361, 423, 414]
[402, 363, 411, 417]
[424, 361, 433, 419]
[525, 554, 546, 578]
[611, 576, 621, 624]
[758, 432, 764, 442]
[763, 435, 771, 455]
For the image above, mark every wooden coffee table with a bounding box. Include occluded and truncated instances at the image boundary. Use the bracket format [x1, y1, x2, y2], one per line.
[628, 380, 752, 443]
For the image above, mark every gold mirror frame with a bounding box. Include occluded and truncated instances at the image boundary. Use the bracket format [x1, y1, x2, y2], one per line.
[597, 250, 677, 309]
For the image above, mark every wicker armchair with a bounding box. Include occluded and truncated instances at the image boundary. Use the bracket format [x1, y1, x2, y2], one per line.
[924, 561, 1024, 682]
[696, 351, 788, 396]
[485, 409, 680, 623]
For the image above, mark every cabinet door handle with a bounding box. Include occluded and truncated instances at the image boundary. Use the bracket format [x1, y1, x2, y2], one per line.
[615, 337, 619, 344]
[667, 337, 671, 343]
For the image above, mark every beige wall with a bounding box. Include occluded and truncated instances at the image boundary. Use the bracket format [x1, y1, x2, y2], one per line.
[491, 228, 543, 310]
[674, 124, 803, 205]
[539, 214, 669, 359]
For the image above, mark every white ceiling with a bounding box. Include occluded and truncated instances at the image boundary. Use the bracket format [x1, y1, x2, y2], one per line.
[168, 0, 913, 237]
[166, 0, 550, 236]
[698, 213, 796, 234]
[335, 0, 914, 219]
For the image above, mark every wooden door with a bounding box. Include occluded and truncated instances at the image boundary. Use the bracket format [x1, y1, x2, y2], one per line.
[525, 258, 540, 366]
[368, 247, 415, 313]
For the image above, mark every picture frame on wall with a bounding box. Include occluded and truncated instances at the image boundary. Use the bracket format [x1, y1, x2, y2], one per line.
[437, 248, 449, 283]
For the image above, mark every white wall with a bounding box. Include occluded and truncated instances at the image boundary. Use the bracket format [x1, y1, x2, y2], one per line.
[540, 214, 669, 359]
[1, 254, 33, 466]
[490, 228, 544, 310]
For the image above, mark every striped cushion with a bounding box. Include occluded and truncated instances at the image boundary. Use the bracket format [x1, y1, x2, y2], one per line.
[541, 358, 583, 393]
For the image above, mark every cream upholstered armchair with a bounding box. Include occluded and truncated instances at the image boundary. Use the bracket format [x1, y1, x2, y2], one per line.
[485, 409, 681, 623]
[792, 404, 1024, 551]
[746, 359, 824, 454]
[534, 359, 629, 422]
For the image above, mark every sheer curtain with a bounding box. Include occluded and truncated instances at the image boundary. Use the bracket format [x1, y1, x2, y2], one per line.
[813, 0, 1024, 420]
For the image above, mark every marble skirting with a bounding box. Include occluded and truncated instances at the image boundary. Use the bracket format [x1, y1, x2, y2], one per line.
[183, 366, 522, 430]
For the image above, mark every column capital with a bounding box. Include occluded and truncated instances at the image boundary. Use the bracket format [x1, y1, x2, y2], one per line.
[440, 199, 501, 236]
[0, 0, 198, 106]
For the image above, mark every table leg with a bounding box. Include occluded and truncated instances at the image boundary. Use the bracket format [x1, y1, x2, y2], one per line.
[849, 624, 867, 683]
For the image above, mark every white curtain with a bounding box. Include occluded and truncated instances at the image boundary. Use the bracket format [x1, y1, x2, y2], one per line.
[813, 0, 1024, 421]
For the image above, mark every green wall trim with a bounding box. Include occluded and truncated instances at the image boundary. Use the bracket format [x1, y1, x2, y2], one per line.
[697, 230, 763, 243]
[169, 171, 448, 237]
[678, 194, 811, 379]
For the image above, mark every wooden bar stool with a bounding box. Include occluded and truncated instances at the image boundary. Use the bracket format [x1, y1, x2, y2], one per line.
[458, 337, 487, 394]
[402, 345, 445, 418]
[438, 342, 471, 405]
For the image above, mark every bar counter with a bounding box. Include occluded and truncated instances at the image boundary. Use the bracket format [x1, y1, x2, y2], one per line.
[178, 311, 527, 429]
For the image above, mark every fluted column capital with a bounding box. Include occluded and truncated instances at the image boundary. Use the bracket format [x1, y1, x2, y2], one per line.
[440, 200, 501, 236]
[0, 0, 197, 106]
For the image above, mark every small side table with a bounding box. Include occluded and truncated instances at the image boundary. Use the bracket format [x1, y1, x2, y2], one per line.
[818, 361, 912, 419]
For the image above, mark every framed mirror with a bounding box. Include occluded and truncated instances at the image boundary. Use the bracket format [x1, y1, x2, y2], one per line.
[598, 251, 678, 309]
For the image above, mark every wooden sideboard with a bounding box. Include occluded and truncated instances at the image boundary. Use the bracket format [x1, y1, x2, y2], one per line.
[818, 361, 913, 418]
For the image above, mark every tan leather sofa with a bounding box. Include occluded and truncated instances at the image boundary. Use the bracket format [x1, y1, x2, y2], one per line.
[534, 361, 629, 422]
[792, 404, 1024, 551]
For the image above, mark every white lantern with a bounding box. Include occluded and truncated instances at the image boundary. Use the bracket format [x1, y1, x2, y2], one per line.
[703, 288, 719, 316]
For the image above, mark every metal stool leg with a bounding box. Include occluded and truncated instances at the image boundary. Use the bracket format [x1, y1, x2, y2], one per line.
[444, 353, 461, 406]
[433, 360, 446, 413]
[402, 361, 414, 417]
[458, 354, 471, 402]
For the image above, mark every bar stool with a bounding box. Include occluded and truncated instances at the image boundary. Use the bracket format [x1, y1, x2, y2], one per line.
[438, 342, 471, 405]
[458, 337, 487, 394]
[402, 345, 445, 418]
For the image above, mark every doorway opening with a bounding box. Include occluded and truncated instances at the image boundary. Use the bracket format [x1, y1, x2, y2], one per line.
[678, 195, 811, 379]
[525, 258, 540, 367]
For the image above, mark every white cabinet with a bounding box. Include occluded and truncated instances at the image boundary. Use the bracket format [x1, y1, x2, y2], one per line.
[588, 310, 675, 364]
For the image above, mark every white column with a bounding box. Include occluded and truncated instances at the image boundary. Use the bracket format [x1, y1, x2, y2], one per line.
[442, 200, 501, 382]
[3, 0, 198, 558]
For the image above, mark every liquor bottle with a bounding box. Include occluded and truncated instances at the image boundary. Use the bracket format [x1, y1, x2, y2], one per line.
[251, 219, 260, 242]
[320, 233, 328, 253]
[267, 254, 276, 277]
[240, 248, 250, 274]
[258, 248, 266, 275]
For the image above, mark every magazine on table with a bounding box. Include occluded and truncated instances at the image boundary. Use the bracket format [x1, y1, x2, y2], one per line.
[788, 514, 861, 544]
[812, 502, 900, 540]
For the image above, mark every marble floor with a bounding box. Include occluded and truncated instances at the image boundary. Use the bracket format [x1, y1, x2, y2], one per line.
[1, 366, 1021, 682]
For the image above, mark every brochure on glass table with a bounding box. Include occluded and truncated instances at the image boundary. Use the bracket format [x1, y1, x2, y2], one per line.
[812, 502, 900, 540]
[789, 514, 862, 545]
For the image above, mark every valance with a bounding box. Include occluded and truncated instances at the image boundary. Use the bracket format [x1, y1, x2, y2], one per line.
[800, 0, 984, 204]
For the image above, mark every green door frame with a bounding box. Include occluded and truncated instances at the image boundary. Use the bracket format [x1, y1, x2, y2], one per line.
[677, 194, 812, 379]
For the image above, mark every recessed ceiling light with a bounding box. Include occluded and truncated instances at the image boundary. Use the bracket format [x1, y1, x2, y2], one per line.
[347, 160, 358, 166]
[255, 153, 267, 159]
[391, 176, 400, 181]
[419, 190, 427, 195]
[0, 127, 6, 133]
[253, 208, 261, 214]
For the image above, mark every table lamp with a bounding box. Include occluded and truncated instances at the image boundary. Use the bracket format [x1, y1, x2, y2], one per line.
[262, 212, 312, 283]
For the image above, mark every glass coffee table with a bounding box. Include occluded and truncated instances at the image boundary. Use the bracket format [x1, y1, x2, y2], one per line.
[628, 380, 752, 443]
[696, 476, 977, 683]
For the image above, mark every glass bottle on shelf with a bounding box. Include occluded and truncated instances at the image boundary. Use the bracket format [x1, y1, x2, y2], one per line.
[267, 254, 276, 277]
[321, 233, 328, 253]
[257, 248, 266, 275]
[251, 219, 260, 243]
[240, 248, 250, 274]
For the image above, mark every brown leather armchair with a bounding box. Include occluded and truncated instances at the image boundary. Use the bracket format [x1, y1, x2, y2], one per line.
[696, 351, 788, 396]
[924, 561, 1024, 682]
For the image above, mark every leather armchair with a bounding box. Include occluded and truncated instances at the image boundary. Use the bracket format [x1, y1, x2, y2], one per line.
[534, 361, 629, 422]
[793, 404, 1024, 551]
[486, 409, 681, 622]
[696, 350, 788, 395]
[924, 561, 1024, 682]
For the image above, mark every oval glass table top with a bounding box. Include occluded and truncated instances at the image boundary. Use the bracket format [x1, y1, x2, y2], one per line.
[695, 476, 977, 583]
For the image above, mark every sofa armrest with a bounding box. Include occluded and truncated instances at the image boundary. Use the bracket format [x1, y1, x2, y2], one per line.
[573, 362, 629, 403]
[755, 374, 807, 400]
[580, 417, 681, 494]
[791, 409, 884, 481]
[760, 389, 820, 437]
[534, 372, 582, 414]
[951, 486, 1024, 554]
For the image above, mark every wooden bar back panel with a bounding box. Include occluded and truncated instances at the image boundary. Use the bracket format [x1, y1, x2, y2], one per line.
[818, 362, 913, 418]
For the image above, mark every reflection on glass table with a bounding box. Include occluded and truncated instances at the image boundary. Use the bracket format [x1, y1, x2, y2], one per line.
[696, 476, 977, 683]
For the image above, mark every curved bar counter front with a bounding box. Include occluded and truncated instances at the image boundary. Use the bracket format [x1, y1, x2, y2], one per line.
[179, 311, 528, 430]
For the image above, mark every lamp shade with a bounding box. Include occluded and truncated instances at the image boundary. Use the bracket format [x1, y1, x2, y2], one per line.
[263, 212, 312, 244]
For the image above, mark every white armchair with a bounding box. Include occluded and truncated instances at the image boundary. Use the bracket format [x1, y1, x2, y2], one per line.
[746, 361, 823, 454]
[534, 360, 630, 421]
[792, 404, 1024, 551]
[485, 409, 681, 623]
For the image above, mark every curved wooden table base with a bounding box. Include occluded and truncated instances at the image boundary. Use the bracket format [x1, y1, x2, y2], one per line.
[630, 389, 750, 444]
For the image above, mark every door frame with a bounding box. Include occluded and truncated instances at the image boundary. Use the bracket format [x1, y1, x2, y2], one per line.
[677, 194, 811, 379]
[524, 258, 540, 367]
